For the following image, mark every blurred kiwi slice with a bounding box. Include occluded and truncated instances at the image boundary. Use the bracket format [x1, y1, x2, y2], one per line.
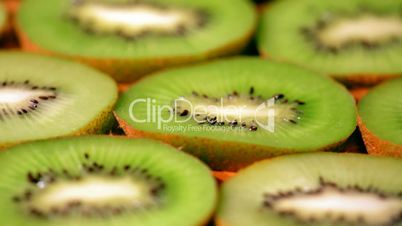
[217, 153, 402, 226]
[0, 52, 117, 149]
[258, 0, 402, 85]
[0, 136, 217, 226]
[358, 77, 402, 157]
[17, 0, 257, 82]
[115, 57, 357, 171]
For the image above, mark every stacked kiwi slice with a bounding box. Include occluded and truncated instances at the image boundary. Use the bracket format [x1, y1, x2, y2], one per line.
[16, 0, 256, 82]
[217, 153, 402, 226]
[0, 0, 401, 225]
[358, 77, 402, 157]
[258, 0, 402, 84]
[0, 136, 217, 226]
[0, 52, 118, 149]
[115, 57, 357, 170]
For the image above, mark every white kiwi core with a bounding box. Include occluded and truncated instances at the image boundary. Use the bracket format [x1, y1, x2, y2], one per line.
[70, 2, 201, 37]
[318, 15, 402, 48]
[30, 176, 157, 213]
[0, 88, 53, 104]
[269, 186, 402, 225]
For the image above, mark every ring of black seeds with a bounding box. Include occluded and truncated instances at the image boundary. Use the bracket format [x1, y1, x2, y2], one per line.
[12, 153, 166, 218]
[68, 0, 210, 40]
[0, 80, 58, 120]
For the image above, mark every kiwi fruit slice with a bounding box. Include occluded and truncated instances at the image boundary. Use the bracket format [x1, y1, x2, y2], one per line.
[115, 57, 357, 171]
[0, 52, 117, 149]
[258, 0, 402, 85]
[358, 77, 402, 157]
[17, 0, 256, 82]
[0, 136, 217, 226]
[216, 152, 402, 226]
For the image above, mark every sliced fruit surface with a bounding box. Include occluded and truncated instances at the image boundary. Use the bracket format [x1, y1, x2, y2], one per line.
[258, 0, 402, 81]
[217, 153, 402, 226]
[358, 78, 402, 147]
[0, 52, 117, 147]
[17, 0, 256, 59]
[0, 136, 217, 226]
[115, 57, 357, 170]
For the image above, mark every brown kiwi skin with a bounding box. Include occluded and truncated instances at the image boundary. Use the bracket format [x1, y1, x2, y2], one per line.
[259, 51, 401, 87]
[16, 14, 257, 83]
[115, 114, 351, 171]
[358, 116, 402, 158]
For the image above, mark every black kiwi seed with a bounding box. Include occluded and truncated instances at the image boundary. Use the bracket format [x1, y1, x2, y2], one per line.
[180, 110, 189, 116]
[249, 86, 254, 95]
[0, 80, 58, 119]
[273, 94, 285, 100]
[69, 0, 209, 40]
[174, 89, 305, 131]
[249, 125, 258, 131]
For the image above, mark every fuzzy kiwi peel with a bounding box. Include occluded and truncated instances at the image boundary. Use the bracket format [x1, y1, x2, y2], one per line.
[115, 57, 357, 171]
[0, 136, 217, 226]
[258, 0, 402, 85]
[358, 77, 402, 157]
[217, 153, 402, 226]
[0, 52, 118, 149]
[17, 0, 257, 82]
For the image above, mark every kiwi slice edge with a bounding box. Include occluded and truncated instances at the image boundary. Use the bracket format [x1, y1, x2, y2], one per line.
[0, 136, 217, 226]
[358, 77, 402, 157]
[0, 51, 118, 149]
[16, 0, 257, 82]
[257, 0, 402, 85]
[115, 57, 357, 171]
[216, 152, 402, 226]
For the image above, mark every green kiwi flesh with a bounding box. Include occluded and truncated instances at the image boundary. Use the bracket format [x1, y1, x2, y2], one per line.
[358, 77, 402, 146]
[115, 57, 357, 170]
[217, 153, 402, 226]
[0, 52, 118, 148]
[258, 0, 402, 82]
[0, 136, 217, 226]
[17, 0, 256, 81]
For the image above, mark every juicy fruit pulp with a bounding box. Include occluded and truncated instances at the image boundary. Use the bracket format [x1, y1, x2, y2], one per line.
[358, 77, 402, 156]
[115, 57, 357, 170]
[69, 0, 208, 39]
[17, 0, 256, 81]
[0, 136, 217, 226]
[0, 52, 117, 148]
[217, 153, 402, 226]
[258, 0, 402, 82]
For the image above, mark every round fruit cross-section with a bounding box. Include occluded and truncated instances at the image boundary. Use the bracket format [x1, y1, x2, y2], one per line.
[17, 0, 256, 82]
[358, 77, 402, 157]
[0, 52, 117, 148]
[217, 153, 402, 226]
[115, 57, 357, 170]
[0, 136, 217, 226]
[258, 0, 402, 84]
